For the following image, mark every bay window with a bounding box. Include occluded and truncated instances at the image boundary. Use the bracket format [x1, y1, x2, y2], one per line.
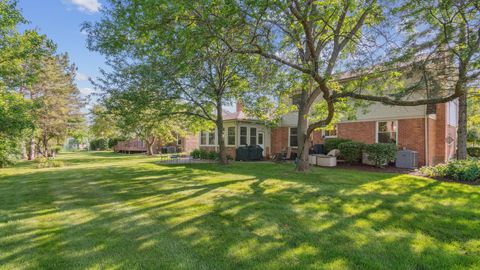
[227, 127, 236, 145]
[240, 127, 247, 145]
[250, 127, 257, 145]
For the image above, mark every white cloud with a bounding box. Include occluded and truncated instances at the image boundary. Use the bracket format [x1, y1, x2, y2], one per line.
[76, 72, 88, 81]
[68, 0, 101, 13]
[79, 87, 94, 95]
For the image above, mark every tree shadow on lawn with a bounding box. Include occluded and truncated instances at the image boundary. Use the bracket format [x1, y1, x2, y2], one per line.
[0, 160, 479, 269]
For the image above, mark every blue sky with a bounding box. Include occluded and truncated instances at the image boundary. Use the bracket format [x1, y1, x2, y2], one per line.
[18, 0, 106, 107]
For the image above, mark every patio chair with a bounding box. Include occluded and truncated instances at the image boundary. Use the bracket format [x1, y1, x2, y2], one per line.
[272, 148, 292, 163]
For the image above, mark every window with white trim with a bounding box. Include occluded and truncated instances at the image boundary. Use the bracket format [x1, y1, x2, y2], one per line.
[323, 125, 337, 138]
[289, 127, 298, 147]
[200, 132, 207, 145]
[240, 127, 247, 145]
[227, 127, 236, 145]
[448, 100, 458, 126]
[258, 132, 264, 145]
[376, 121, 397, 144]
[208, 132, 215, 145]
[200, 131, 216, 145]
[250, 127, 257, 145]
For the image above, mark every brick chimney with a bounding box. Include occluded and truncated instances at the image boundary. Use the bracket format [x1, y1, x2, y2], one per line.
[236, 101, 243, 113]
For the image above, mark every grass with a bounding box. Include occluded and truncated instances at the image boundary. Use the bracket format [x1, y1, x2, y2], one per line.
[0, 151, 479, 270]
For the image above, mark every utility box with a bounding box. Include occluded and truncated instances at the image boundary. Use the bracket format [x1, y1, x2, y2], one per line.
[395, 150, 418, 169]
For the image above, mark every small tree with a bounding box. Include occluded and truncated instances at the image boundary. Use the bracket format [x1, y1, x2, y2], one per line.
[95, 61, 205, 156]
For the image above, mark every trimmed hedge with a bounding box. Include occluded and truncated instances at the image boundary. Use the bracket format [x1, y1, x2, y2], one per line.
[364, 143, 397, 167]
[325, 138, 352, 153]
[467, 147, 480, 158]
[338, 141, 365, 164]
[190, 149, 218, 160]
[420, 159, 480, 182]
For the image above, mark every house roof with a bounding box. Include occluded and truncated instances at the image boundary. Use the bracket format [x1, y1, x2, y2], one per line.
[222, 109, 266, 123]
[223, 110, 246, 120]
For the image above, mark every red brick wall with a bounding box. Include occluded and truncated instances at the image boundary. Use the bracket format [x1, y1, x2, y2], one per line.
[338, 119, 429, 166]
[337, 121, 376, 144]
[182, 134, 199, 153]
[311, 130, 324, 144]
[398, 118, 426, 166]
[271, 127, 289, 154]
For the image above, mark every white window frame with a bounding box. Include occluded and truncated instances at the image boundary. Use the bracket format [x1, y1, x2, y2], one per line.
[288, 127, 298, 148]
[227, 126, 236, 146]
[250, 127, 257, 145]
[448, 100, 458, 127]
[200, 132, 207, 146]
[322, 125, 338, 139]
[239, 126, 248, 146]
[375, 120, 398, 144]
[258, 132, 264, 145]
[200, 131, 216, 146]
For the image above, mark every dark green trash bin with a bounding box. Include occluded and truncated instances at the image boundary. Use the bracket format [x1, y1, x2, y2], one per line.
[236, 146, 248, 161]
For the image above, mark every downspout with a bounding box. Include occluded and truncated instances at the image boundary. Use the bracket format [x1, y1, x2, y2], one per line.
[424, 106, 429, 167]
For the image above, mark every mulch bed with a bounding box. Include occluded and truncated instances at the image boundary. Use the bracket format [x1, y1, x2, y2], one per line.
[333, 162, 480, 186]
[332, 163, 415, 174]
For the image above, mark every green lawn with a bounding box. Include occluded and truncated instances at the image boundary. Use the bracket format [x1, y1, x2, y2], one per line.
[0, 152, 479, 269]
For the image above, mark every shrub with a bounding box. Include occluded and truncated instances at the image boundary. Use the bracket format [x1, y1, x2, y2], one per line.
[50, 160, 64, 168]
[108, 137, 122, 149]
[338, 141, 365, 164]
[0, 138, 21, 168]
[52, 145, 62, 154]
[34, 156, 48, 164]
[364, 143, 397, 167]
[420, 159, 480, 182]
[199, 149, 210, 160]
[467, 147, 480, 158]
[208, 151, 219, 160]
[190, 149, 218, 160]
[35, 158, 65, 169]
[191, 149, 201, 159]
[324, 138, 352, 153]
[90, 138, 108, 150]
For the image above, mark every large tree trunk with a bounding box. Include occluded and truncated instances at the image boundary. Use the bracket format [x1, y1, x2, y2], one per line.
[457, 93, 468, 159]
[42, 134, 49, 158]
[296, 111, 310, 171]
[145, 136, 156, 156]
[295, 90, 311, 172]
[216, 102, 228, 165]
[28, 136, 35, 160]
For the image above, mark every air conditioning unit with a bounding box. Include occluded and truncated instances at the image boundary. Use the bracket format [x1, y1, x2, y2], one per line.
[395, 150, 418, 169]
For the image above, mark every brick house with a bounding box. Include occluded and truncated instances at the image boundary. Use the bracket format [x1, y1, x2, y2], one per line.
[198, 99, 458, 166]
[196, 103, 272, 158]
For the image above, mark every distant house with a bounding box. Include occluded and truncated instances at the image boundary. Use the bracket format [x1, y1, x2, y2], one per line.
[113, 134, 198, 154]
[197, 99, 458, 166]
